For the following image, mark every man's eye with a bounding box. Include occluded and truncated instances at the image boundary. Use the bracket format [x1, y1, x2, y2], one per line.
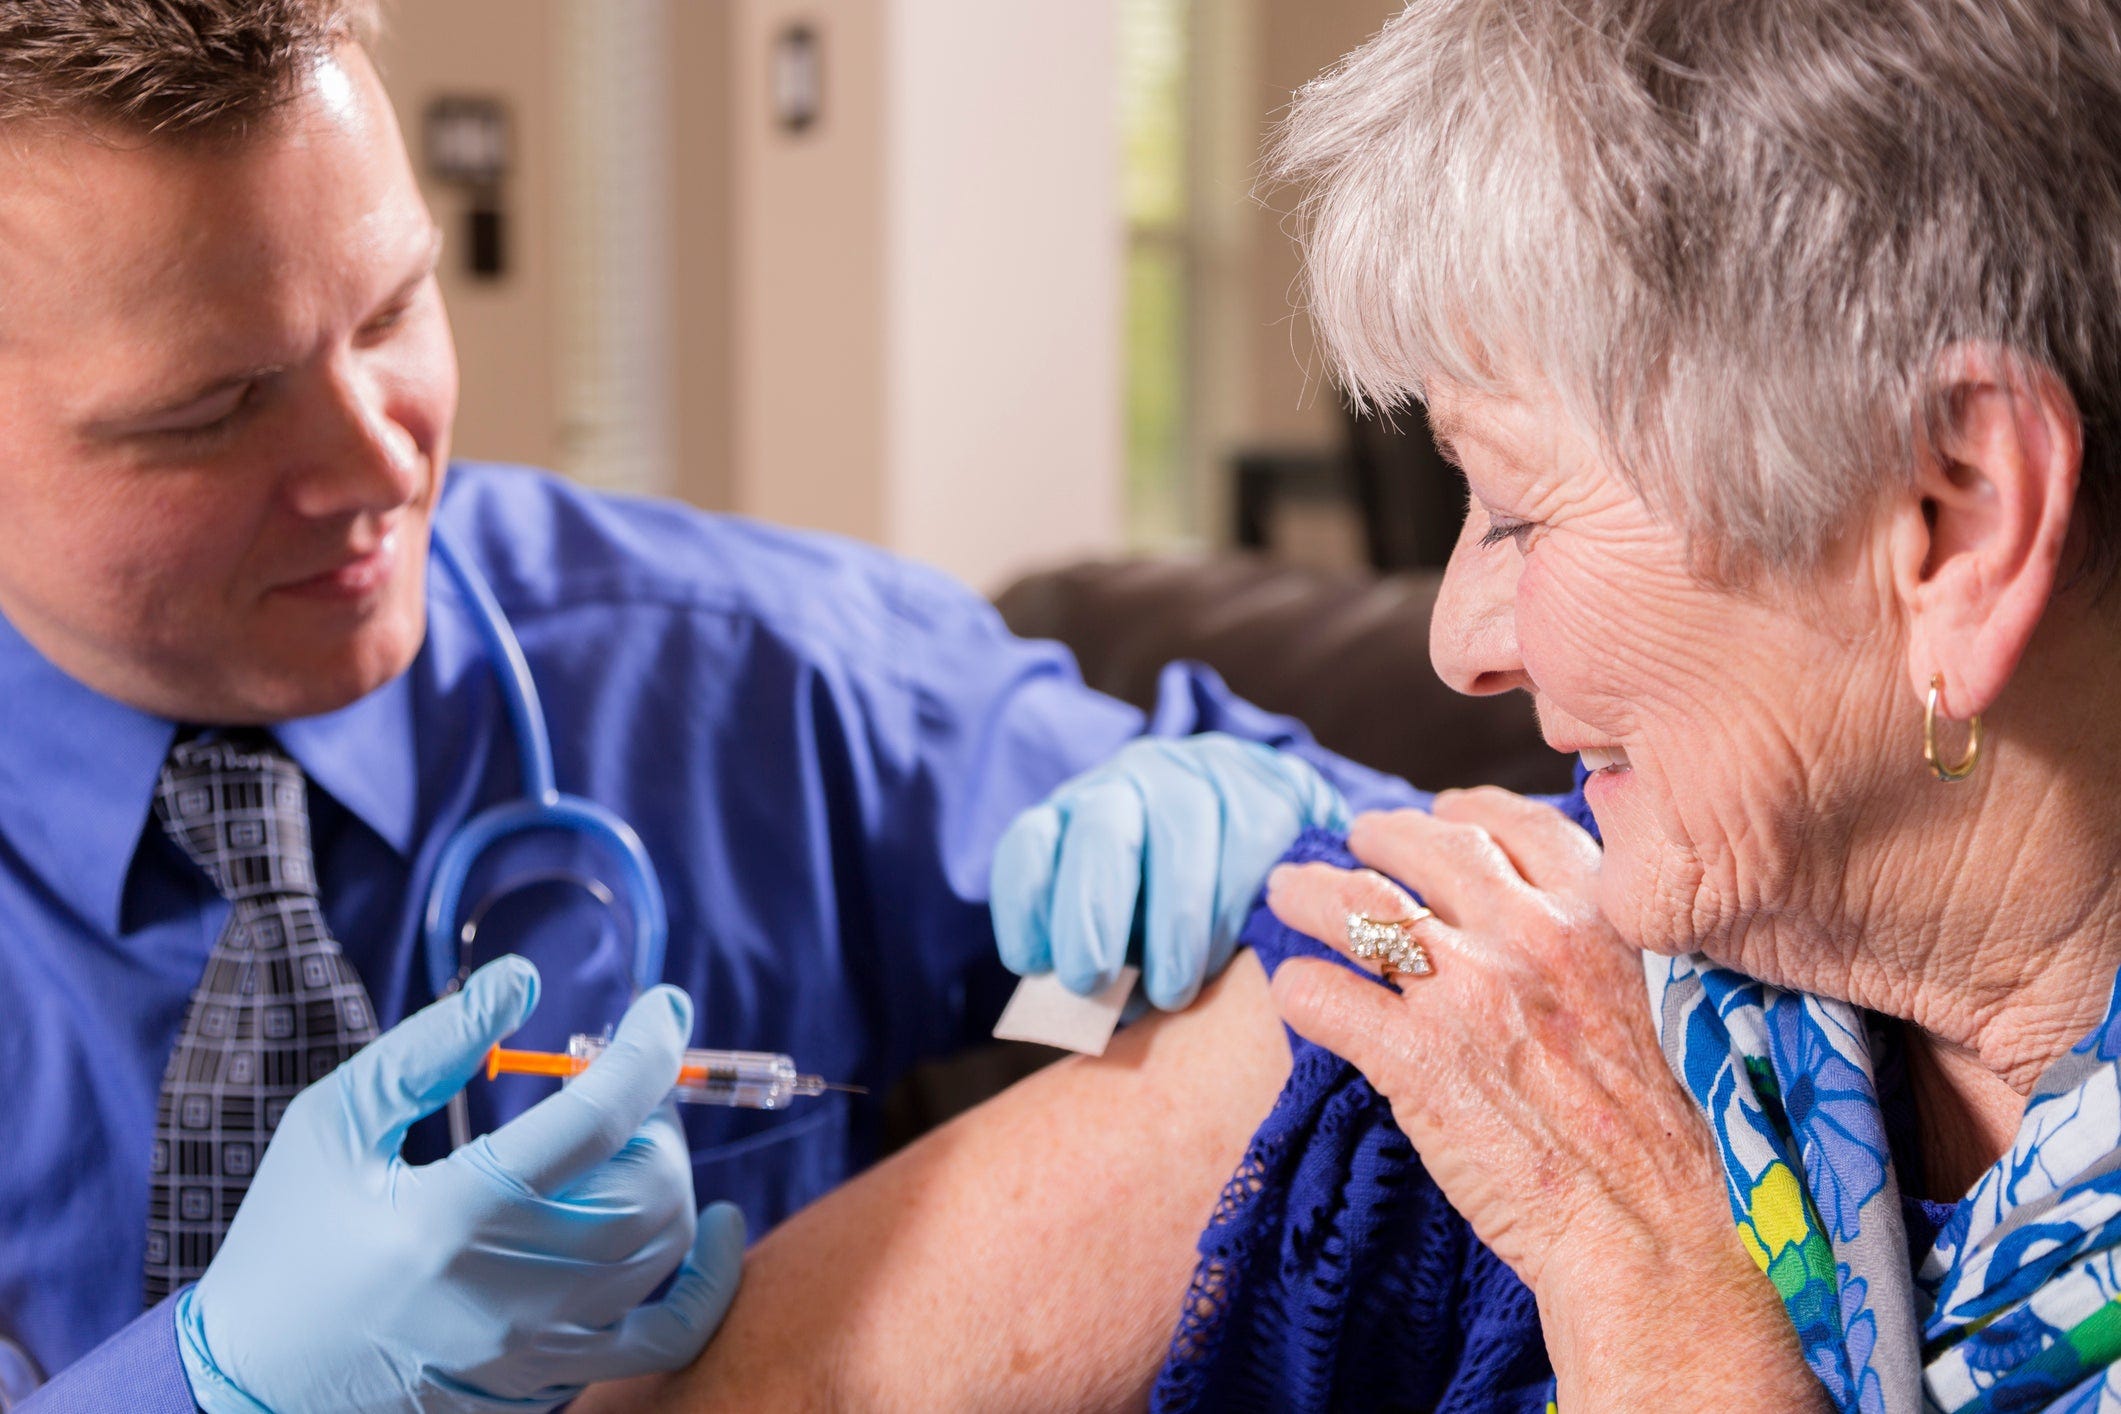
[1478, 516, 1536, 550]
[137, 383, 254, 438]
[133, 384, 260, 449]
[361, 299, 414, 340]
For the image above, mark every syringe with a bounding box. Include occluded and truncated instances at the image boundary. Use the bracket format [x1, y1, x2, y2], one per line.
[487, 1035, 868, 1111]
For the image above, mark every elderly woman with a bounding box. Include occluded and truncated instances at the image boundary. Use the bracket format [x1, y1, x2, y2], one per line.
[1255, 0, 2121, 1395]
[588, 2, 2121, 1410]
[1251, 0, 2121, 1404]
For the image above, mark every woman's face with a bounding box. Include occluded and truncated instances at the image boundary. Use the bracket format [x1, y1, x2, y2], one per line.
[1426, 384, 1909, 970]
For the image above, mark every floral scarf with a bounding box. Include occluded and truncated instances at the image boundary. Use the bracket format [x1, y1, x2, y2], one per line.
[1649, 956, 2121, 1413]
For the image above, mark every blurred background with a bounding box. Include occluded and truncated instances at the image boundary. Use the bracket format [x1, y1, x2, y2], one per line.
[381, 0, 1563, 806]
[375, 0, 1463, 595]
[386, 6, 1561, 1137]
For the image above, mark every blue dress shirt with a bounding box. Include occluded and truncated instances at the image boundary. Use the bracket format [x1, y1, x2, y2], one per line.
[2, 463, 1400, 1410]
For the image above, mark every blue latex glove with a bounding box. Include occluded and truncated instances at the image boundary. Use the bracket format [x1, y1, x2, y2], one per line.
[992, 733, 1350, 1010]
[175, 956, 745, 1414]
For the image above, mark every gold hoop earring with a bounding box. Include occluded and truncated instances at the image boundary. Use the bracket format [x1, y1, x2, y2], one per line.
[1924, 673, 1983, 782]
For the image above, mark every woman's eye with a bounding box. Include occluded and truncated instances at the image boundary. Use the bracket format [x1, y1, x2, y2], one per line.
[1478, 516, 1537, 550]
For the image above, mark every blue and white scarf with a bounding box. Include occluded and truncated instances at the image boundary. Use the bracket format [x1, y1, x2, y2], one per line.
[1651, 956, 2121, 1412]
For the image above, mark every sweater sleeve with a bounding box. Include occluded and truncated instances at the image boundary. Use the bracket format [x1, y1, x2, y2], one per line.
[1149, 827, 1559, 1414]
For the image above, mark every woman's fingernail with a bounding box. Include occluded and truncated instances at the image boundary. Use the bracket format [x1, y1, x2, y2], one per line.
[1266, 864, 1295, 895]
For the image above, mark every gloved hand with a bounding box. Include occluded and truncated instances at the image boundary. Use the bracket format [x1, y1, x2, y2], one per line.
[992, 733, 1350, 1010]
[175, 956, 745, 1414]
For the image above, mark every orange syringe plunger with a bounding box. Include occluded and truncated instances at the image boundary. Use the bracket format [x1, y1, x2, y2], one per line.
[484, 1035, 867, 1111]
[486, 1046, 585, 1083]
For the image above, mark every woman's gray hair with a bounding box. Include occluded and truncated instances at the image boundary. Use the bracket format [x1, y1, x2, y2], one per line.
[1274, 0, 2121, 575]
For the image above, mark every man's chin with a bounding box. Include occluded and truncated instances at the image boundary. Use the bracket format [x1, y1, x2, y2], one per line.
[211, 624, 425, 725]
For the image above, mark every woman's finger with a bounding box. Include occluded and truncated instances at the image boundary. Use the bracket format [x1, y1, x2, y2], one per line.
[1430, 787, 1601, 895]
[1264, 861, 1454, 977]
[1345, 808, 1536, 926]
[1270, 957, 1429, 1090]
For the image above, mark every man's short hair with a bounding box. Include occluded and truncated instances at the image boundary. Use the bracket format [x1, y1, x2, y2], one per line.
[0, 0, 378, 136]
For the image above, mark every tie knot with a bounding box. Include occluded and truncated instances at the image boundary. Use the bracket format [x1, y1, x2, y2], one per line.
[154, 734, 318, 903]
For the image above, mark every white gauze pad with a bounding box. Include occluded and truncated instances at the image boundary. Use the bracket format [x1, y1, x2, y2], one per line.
[990, 966, 1140, 1057]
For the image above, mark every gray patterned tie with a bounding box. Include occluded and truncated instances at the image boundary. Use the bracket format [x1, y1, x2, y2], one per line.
[142, 733, 379, 1305]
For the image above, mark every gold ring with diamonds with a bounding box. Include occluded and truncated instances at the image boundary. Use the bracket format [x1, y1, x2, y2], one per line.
[1344, 909, 1435, 977]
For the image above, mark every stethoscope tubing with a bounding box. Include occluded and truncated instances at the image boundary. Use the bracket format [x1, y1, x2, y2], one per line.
[421, 524, 670, 1004]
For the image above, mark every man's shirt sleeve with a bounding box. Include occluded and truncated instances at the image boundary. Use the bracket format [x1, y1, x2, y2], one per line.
[848, 559, 1416, 1070]
[19, 1295, 197, 1414]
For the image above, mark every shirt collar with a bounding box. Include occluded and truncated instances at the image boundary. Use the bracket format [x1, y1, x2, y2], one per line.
[0, 609, 421, 937]
[0, 612, 177, 937]
[274, 666, 418, 860]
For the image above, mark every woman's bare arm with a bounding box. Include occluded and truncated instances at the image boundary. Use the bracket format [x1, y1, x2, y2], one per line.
[580, 952, 1290, 1414]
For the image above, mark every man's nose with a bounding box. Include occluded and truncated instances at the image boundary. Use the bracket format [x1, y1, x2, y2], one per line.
[1430, 516, 1533, 698]
[284, 365, 422, 519]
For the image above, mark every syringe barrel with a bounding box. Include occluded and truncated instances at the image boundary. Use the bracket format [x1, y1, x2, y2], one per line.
[566, 1035, 801, 1110]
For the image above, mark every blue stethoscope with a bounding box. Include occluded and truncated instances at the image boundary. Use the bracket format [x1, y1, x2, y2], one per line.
[422, 527, 668, 1147]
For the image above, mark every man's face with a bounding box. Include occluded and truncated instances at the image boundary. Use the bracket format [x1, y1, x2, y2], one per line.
[0, 46, 457, 724]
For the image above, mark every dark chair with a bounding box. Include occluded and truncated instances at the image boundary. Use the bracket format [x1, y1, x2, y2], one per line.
[1344, 401, 1464, 572]
[1231, 403, 1465, 574]
[994, 556, 1567, 795]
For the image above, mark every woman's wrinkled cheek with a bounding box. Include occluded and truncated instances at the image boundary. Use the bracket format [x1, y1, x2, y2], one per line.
[1516, 539, 1771, 953]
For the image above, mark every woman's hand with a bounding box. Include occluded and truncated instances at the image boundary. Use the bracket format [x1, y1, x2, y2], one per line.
[1267, 787, 1820, 1408]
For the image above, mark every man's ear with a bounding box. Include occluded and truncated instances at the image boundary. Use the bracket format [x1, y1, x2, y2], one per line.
[1891, 344, 2082, 719]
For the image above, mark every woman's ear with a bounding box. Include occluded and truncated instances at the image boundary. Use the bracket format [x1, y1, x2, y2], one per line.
[1894, 345, 2082, 719]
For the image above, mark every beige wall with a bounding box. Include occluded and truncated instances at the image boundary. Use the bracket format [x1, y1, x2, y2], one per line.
[885, 0, 1122, 590]
[375, 0, 566, 473]
[730, 0, 1123, 591]
[668, 3, 738, 512]
[378, 1, 1129, 590]
[730, 0, 890, 544]
[381, 1, 737, 507]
